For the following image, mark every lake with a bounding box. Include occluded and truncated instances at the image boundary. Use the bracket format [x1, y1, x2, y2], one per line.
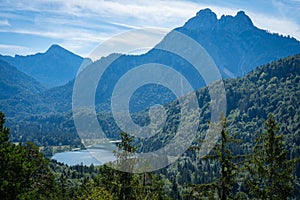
[51, 143, 116, 166]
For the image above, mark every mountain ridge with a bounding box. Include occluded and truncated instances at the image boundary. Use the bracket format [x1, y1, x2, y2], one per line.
[0, 44, 84, 88]
[0, 59, 49, 117]
[185, 9, 254, 32]
[177, 9, 300, 77]
[1, 8, 300, 123]
[1, 9, 299, 90]
[0, 59, 44, 97]
[7, 53, 300, 146]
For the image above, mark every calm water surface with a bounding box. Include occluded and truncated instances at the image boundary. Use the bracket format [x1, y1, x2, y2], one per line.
[51, 144, 116, 166]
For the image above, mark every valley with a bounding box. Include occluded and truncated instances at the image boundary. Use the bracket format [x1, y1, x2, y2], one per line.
[0, 7, 300, 200]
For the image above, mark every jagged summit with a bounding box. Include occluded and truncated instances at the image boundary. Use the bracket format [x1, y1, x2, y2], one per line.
[236, 11, 253, 26]
[175, 8, 300, 77]
[196, 8, 217, 18]
[236, 11, 252, 22]
[184, 8, 217, 31]
[183, 9, 254, 32]
[219, 11, 254, 31]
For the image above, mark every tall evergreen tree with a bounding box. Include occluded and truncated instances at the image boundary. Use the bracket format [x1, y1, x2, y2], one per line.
[113, 131, 137, 200]
[189, 115, 243, 199]
[91, 131, 138, 200]
[246, 113, 298, 199]
[95, 131, 170, 200]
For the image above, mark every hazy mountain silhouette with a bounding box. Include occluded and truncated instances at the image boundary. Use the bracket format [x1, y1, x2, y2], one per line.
[0, 44, 84, 88]
[8, 54, 300, 146]
[175, 8, 300, 77]
[0, 59, 49, 117]
[67, 9, 300, 113]
[1, 8, 300, 117]
[0, 59, 44, 98]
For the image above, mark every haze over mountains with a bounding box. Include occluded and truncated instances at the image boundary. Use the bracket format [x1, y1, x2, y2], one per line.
[1, 9, 300, 89]
[7, 54, 300, 147]
[0, 8, 300, 141]
[1, 6, 300, 199]
[178, 9, 300, 77]
[0, 44, 85, 88]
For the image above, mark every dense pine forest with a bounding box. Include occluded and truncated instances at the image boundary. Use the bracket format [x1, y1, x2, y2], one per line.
[1, 54, 300, 199]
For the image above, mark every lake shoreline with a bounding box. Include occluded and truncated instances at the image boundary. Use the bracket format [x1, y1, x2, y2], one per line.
[51, 143, 117, 166]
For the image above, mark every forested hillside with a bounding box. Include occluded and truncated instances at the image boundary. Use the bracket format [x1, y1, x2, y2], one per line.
[4, 54, 300, 199]
[157, 54, 300, 199]
[1, 4, 300, 200]
[1, 9, 300, 123]
[8, 54, 300, 151]
[0, 60, 48, 117]
[1, 113, 299, 199]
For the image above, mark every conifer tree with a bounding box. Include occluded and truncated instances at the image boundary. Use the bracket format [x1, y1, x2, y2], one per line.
[114, 131, 137, 200]
[189, 115, 243, 199]
[97, 131, 170, 199]
[246, 113, 297, 200]
[94, 131, 137, 200]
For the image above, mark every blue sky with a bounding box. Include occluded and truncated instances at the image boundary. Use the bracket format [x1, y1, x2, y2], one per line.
[0, 0, 299, 57]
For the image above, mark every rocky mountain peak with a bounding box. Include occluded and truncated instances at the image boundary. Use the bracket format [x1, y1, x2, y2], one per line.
[45, 44, 70, 55]
[218, 11, 254, 32]
[183, 9, 255, 33]
[183, 8, 218, 31]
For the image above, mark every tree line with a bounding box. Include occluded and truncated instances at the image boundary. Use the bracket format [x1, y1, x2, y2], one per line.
[186, 114, 298, 199]
[0, 110, 299, 199]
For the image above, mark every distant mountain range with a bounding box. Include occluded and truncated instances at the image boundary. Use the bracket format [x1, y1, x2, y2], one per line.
[177, 8, 300, 77]
[0, 8, 300, 141]
[7, 54, 300, 147]
[0, 59, 55, 118]
[0, 60, 43, 99]
[46, 8, 300, 113]
[0, 44, 85, 88]
[1, 9, 299, 90]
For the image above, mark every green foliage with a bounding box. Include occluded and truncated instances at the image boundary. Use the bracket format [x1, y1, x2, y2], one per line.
[0, 111, 58, 200]
[148, 54, 300, 199]
[75, 131, 170, 200]
[1, 54, 300, 199]
[111, 132, 169, 199]
[112, 131, 137, 200]
[246, 114, 298, 199]
[0, 111, 9, 143]
[188, 115, 245, 199]
[76, 179, 113, 200]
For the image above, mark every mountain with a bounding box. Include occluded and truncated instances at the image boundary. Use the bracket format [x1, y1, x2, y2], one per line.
[137, 54, 300, 153]
[0, 59, 44, 99]
[7, 53, 300, 147]
[0, 59, 47, 118]
[1, 8, 299, 198]
[3, 54, 300, 200]
[41, 9, 300, 113]
[175, 8, 300, 77]
[153, 54, 300, 199]
[0, 45, 84, 88]
[1, 8, 300, 138]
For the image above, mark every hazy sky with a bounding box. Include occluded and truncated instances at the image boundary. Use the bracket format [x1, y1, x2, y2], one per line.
[0, 0, 299, 57]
